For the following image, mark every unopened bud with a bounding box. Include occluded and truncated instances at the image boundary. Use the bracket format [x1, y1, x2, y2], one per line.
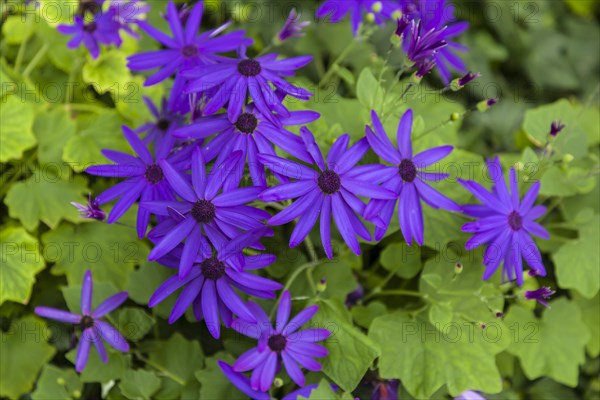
[274, 377, 284, 388]
[371, 1, 383, 13]
[72, 390, 81, 399]
[562, 153, 574, 164]
[454, 262, 463, 273]
[57, 378, 66, 385]
[479, 322, 486, 329]
[450, 112, 460, 122]
[316, 278, 327, 293]
[477, 98, 498, 112]
[366, 12, 376, 22]
[495, 311, 504, 318]
[451, 72, 480, 91]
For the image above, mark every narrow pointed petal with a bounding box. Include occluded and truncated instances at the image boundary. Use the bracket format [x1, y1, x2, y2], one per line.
[92, 292, 128, 318]
[35, 307, 81, 324]
[75, 331, 92, 372]
[95, 320, 129, 352]
[81, 270, 93, 315]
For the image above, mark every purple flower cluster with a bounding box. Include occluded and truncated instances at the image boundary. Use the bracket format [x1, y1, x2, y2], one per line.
[58, 0, 149, 59]
[47, 0, 554, 394]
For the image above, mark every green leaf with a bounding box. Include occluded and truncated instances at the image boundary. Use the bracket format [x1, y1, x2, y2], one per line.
[61, 281, 120, 314]
[195, 353, 240, 400]
[2, 16, 35, 45]
[572, 293, 600, 357]
[369, 311, 508, 398]
[314, 299, 380, 391]
[356, 67, 383, 110]
[528, 378, 577, 400]
[0, 96, 36, 162]
[0, 226, 46, 305]
[82, 51, 133, 95]
[380, 242, 422, 279]
[305, 379, 338, 399]
[34, 108, 77, 174]
[119, 370, 162, 400]
[127, 261, 177, 319]
[117, 307, 154, 341]
[63, 110, 129, 172]
[351, 301, 387, 329]
[42, 220, 149, 290]
[31, 365, 83, 400]
[553, 214, 600, 298]
[0, 316, 56, 398]
[5, 170, 88, 231]
[289, 259, 357, 301]
[505, 299, 590, 386]
[66, 348, 129, 383]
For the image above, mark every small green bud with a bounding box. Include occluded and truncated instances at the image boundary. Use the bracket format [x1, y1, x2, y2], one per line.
[477, 98, 498, 112]
[454, 262, 463, 274]
[391, 9, 403, 20]
[274, 377, 284, 388]
[450, 79, 462, 92]
[366, 12, 376, 23]
[495, 311, 504, 318]
[57, 377, 66, 385]
[72, 390, 82, 399]
[450, 112, 460, 122]
[563, 153, 574, 164]
[371, 1, 383, 13]
[316, 278, 327, 293]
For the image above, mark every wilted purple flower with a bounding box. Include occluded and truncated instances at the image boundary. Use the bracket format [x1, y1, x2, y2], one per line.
[127, 1, 252, 86]
[549, 120, 565, 137]
[35, 270, 129, 372]
[259, 127, 397, 258]
[140, 148, 269, 278]
[364, 109, 461, 244]
[345, 283, 364, 307]
[182, 49, 313, 125]
[86, 126, 186, 239]
[230, 291, 330, 391]
[372, 380, 399, 400]
[277, 8, 310, 43]
[174, 98, 319, 190]
[525, 287, 556, 308]
[460, 157, 549, 285]
[316, 0, 401, 36]
[456, 72, 481, 87]
[149, 227, 281, 338]
[71, 194, 106, 221]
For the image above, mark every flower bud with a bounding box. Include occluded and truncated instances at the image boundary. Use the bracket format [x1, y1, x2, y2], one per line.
[549, 120, 565, 137]
[450, 112, 460, 122]
[450, 72, 480, 91]
[477, 98, 498, 112]
[274, 377, 284, 388]
[366, 12, 376, 23]
[563, 153, 574, 164]
[454, 262, 463, 274]
[316, 278, 327, 293]
[371, 1, 383, 13]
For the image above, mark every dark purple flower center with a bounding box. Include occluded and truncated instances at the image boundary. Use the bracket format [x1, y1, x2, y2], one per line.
[268, 334, 287, 352]
[318, 169, 341, 194]
[508, 211, 523, 231]
[235, 113, 258, 134]
[237, 59, 262, 77]
[144, 164, 164, 184]
[191, 200, 216, 224]
[157, 118, 170, 131]
[181, 44, 198, 58]
[79, 0, 100, 15]
[399, 159, 417, 182]
[79, 315, 94, 330]
[200, 256, 226, 280]
[83, 22, 97, 33]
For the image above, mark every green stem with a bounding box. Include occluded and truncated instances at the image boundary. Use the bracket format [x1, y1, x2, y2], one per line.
[62, 103, 107, 113]
[365, 289, 427, 301]
[14, 17, 33, 74]
[22, 43, 49, 78]
[269, 260, 322, 319]
[133, 351, 186, 386]
[318, 39, 359, 88]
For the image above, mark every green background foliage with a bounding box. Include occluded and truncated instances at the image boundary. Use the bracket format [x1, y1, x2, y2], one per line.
[1, 0, 599, 399]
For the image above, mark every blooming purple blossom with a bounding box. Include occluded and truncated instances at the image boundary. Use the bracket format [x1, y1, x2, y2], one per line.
[71, 194, 106, 221]
[35, 270, 129, 372]
[86, 126, 186, 239]
[173, 98, 319, 190]
[399, 17, 448, 77]
[127, 1, 252, 86]
[230, 291, 330, 391]
[525, 287, 556, 308]
[259, 127, 397, 258]
[316, 0, 401, 36]
[277, 8, 310, 43]
[140, 147, 269, 278]
[57, 13, 120, 59]
[460, 157, 549, 285]
[182, 49, 313, 125]
[149, 227, 281, 338]
[364, 110, 461, 244]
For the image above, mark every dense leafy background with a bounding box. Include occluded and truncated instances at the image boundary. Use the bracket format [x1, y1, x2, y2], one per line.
[1, 0, 599, 399]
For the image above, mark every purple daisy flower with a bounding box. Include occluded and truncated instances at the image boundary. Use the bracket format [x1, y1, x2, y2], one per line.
[316, 0, 401, 36]
[398, 17, 448, 78]
[182, 49, 313, 125]
[71, 193, 106, 221]
[217, 362, 270, 400]
[86, 126, 185, 239]
[363, 110, 461, 244]
[459, 157, 549, 285]
[57, 12, 120, 59]
[110, 0, 149, 39]
[149, 227, 281, 338]
[399, 0, 468, 83]
[140, 147, 269, 278]
[173, 98, 319, 190]
[259, 127, 397, 259]
[230, 291, 331, 391]
[127, 0, 252, 86]
[35, 270, 129, 372]
[524, 287, 556, 308]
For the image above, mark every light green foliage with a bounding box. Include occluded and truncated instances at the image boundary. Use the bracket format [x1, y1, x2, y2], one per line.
[0, 96, 36, 162]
